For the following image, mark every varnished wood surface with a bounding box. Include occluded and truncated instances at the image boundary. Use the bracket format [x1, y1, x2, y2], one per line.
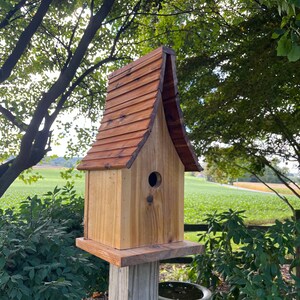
[76, 238, 204, 267]
[119, 100, 185, 249]
[77, 47, 201, 172]
[85, 170, 123, 248]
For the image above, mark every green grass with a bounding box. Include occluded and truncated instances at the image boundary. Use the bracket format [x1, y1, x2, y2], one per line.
[1, 168, 84, 209]
[1, 170, 298, 228]
[184, 175, 299, 225]
[183, 175, 299, 242]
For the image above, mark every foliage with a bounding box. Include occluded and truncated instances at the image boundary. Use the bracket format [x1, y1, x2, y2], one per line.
[0, 0, 165, 197]
[205, 157, 291, 184]
[262, 0, 300, 61]
[1, 0, 299, 202]
[189, 210, 300, 299]
[135, 0, 300, 210]
[0, 184, 108, 299]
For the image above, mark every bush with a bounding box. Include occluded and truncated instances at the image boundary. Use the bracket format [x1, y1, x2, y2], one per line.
[189, 210, 300, 299]
[0, 184, 108, 300]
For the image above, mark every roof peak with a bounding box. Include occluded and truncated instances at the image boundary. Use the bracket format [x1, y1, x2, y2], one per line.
[78, 47, 201, 172]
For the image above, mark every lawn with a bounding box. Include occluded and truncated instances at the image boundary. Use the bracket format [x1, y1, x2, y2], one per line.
[1, 168, 85, 209]
[184, 175, 299, 225]
[1, 169, 298, 226]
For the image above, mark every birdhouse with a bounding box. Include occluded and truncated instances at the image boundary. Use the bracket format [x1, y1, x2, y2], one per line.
[76, 47, 203, 268]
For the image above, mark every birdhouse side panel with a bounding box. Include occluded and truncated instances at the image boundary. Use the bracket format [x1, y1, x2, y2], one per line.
[85, 170, 122, 249]
[119, 100, 184, 249]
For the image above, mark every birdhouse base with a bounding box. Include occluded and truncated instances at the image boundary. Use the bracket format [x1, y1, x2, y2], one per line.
[76, 238, 204, 267]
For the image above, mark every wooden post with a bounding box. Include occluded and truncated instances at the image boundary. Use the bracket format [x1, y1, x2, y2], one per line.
[109, 262, 159, 300]
[295, 210, 300, 278]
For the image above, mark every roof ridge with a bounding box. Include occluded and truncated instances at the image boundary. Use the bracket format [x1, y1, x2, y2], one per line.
[77, 47, 201, 172]
[108, 46, 174, 80]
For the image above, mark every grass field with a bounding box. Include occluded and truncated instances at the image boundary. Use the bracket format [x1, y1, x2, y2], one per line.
[1, 168, 85, 209]
[1, 169, 298, 227]
[184, 176, 299, 224]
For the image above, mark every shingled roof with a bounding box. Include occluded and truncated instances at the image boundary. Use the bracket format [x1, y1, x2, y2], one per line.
[77, 46, 201, 172]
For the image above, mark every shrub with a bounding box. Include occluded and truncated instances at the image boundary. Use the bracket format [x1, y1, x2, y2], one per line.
[0, 184, 108, 300]
[189, 210, 300, 299]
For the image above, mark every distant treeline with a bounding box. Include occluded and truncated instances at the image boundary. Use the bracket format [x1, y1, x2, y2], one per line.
[40, 157, 81, 168]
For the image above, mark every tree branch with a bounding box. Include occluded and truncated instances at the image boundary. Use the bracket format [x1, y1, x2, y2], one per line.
[0, 0, 53, 83]
[0, 104, 28, 131]
[232, 161, 295, 213]
[0, 0, 27, 29]
[268, 107, 300, 162]
[264, 159, 300, 198]
[109, 0, 142, 57]
[17, 0, 116, 163]
[47, 56, 122, 125]
[62, 3, 87, 72]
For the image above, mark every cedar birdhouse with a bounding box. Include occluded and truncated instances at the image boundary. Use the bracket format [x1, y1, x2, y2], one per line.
[76, 47, 202, 265]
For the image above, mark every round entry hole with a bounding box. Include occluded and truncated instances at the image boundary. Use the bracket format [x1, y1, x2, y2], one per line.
[148, 172, 162, 188]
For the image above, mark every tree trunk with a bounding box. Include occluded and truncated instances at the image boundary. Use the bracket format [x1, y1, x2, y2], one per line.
[0, 160, 24, 198]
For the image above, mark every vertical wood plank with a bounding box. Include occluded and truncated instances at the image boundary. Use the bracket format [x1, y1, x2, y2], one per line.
[84, 171, 90, 239]
[87, 170, 122, 248]
[109, 262, 159, 300]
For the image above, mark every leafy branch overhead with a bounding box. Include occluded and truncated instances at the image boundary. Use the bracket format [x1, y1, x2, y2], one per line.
[135, 0, 299, 209]
[0, 0, 299, 203]
[0, 0, 164, 197]
[262, 0, 300, 61]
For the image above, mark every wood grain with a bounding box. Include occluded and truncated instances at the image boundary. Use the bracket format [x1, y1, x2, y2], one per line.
[161, 54, 202, 172]
[108, 47, 164, 81]
[84, 172, 90, 239]
[107, 58, 163, 92]
[109, 262, 159, 300]
[76, 238, 204, 267]
[78, 47, 201, 172]
[106, 71, 161, 101]
[119, 100, 185, 249]
[85, 170, 123, 248]
[80, 86, 197, 249]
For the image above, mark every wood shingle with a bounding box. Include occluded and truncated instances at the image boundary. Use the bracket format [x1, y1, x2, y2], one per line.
[77, 46, 201, 172]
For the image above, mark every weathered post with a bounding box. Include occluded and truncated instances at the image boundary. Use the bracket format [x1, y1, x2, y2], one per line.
[76, 47, 204, 299]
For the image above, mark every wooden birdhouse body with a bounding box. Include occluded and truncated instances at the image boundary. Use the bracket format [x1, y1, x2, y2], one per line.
[77, 47, 201, 258]
[84, 100, 185, 250]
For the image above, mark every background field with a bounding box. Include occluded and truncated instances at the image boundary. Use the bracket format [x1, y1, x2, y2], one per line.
[1, 169, 298, 227]
[233, 181, 298, 195]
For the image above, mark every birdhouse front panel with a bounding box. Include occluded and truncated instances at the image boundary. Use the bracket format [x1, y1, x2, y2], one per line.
[118, 100, 185, 249]
[77, 46, 202, 252]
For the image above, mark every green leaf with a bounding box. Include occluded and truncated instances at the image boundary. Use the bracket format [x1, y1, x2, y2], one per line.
[0, 272, 10, 286]
[29, 269, 35, 280]
[281, 16, 290, 28]
[0, 257, 6, 269]
[272, 32, 280, 39]
[277, 35, 292, 56]
[0, 0, 13, 10]
[287, 44, 300, 61]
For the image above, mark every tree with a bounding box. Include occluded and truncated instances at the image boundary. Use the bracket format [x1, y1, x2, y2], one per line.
[179, 7, 300, 211]
[0, 0, 164, 197]
[135, 0, 300, 211]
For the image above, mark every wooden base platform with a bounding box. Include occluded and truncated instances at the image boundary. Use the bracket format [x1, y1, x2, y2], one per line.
[76, 238, 204, 267]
